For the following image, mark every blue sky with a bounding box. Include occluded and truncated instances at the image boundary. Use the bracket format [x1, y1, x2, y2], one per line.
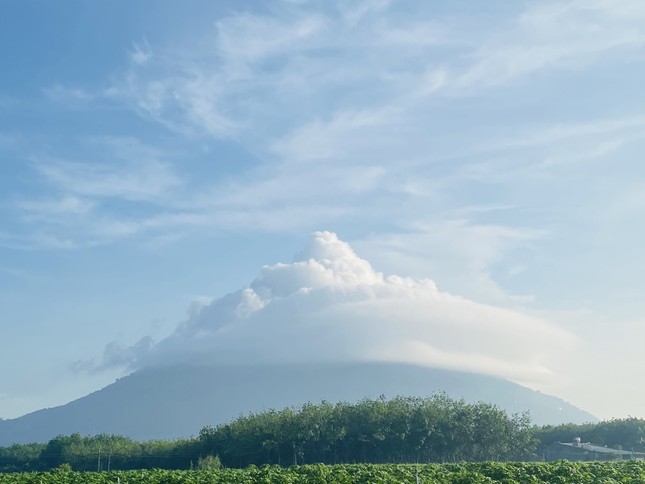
[2, 0, 645, 421]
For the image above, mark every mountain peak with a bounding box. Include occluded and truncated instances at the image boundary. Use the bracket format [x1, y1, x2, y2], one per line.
[90, 230, 573, 389]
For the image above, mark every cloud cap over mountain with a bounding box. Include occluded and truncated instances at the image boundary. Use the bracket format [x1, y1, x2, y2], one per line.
[101, 231, 573, 388]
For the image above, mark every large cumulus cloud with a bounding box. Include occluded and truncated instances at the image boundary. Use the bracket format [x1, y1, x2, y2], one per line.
[108, 231, 573, 388]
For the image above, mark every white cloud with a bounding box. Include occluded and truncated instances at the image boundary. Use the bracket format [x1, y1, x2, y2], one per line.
[455, 0, 645, 90]
[130, 40, 151, 66]
[106, 4, 447, 140]
[32, 138, 182, 202]
[43, 85, 94, 104]
[339, 0, 392, 26]
[215, 13, 327, 79]
[105, 0, 645, 144]
[17, 196, 95, 219]
[77, 0, 645, 253]
[480, 115, 645, 154]
[101, 232, 572, 389]
[0, 231, 80, 251]
[271, 107, 396, 163]
[353, 221, 543, 306]
[92, 0, 645, 244]
[72, 337, 154, 374]
[3, 137, 196, 248]
[11, 0, 645, 306]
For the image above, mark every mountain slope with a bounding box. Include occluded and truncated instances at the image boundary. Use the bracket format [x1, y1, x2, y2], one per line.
[0, 363, 596, 445]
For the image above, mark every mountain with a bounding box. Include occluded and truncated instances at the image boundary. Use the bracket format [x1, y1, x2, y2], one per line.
[0, 232, 589, 446]
[0, 363, 596, 446]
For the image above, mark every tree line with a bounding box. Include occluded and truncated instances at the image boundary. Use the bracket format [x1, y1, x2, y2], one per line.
[197, 395, 535, 466]
[535, 417, 645, 452]
[1, 395, 643, 472]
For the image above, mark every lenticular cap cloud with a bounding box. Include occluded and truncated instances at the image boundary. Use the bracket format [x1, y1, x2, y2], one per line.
[139, 231, 572, 386]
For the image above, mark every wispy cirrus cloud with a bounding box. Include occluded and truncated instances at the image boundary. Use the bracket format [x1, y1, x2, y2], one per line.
[354, 220, 544, 306]
[5, 137, 189, 248]
[18, 196, 96, 220]
[30, 136, 181, 202]
[129, 39, 151, 66]
[105, 0, 645, 139]
[33, 157, 180, 203]
[11, 0, 645, 300]
[455, 1, 645, 90]
[43, 85, 95, 105]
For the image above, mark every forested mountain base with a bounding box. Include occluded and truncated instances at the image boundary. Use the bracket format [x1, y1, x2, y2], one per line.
[2, 396, 644, 474]
[2, 462, 645, 483]
[1, 395, 536, 471]
[0, 364, 596, 446]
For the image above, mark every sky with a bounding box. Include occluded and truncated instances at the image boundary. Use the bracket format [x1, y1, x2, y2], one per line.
[1, 0, 645, 422]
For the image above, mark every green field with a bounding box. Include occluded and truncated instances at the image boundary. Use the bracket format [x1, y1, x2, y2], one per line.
[2, 462, 645, 484]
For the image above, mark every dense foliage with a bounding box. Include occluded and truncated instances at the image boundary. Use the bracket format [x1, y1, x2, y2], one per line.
[0, 443, 44, 473]
[2, 395, 645, 473]
[3, 462, 645, 483]
[197, 395, 536, 466]
[0, 435, 195, 472]
[535, 417, 645, 452]
[0, 395, 536, 471]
